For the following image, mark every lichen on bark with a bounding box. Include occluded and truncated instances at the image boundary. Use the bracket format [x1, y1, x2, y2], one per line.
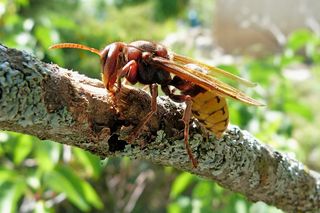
[0, 44, 319, 212]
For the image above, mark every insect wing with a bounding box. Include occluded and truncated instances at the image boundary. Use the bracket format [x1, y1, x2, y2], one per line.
[151, 57, 264, 106]
[172, 53, 257, 87]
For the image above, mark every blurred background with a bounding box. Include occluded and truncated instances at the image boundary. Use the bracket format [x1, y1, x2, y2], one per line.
[1, 0, 320, 212]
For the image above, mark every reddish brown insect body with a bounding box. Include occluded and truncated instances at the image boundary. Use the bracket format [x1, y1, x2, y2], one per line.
[50, 40, 263, 168]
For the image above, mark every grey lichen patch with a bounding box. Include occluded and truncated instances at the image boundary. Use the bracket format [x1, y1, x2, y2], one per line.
[271, 153, 320, 210]
[120, 129, 193, 167]
[200, 140, 228, 176]
[249, 171, 261, 188]
[142, 130, 201, 167]
[0, 47, 75, 129]
[154, 130, 167, 144]
[274, 154, 311, 193]
[195, 126, 265, 189]
[191, 133, 202, 147]
[123, 143, 142, 158]
[0, 45, 7, 52]
[45, 106, 74, 126]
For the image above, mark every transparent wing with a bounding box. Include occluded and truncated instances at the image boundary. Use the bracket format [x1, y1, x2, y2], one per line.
[152, 56, 264, 106]
[172, 53, 257, 87]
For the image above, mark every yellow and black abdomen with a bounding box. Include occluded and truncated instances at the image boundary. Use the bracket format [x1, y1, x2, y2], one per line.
[191, 91, 229, 138]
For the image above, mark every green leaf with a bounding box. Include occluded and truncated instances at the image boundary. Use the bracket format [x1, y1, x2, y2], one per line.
[47, 48, 65, 67]
[192, 181, 213, 200]
[279, 54, 304, 67]
[13, 134, 34, 165]
[35, 140, 61, 171]
[192, 181, 223, 212]
[167, 202, 182, 213]
[0, 181, 26, 213]
[246, 58, 279, 85]
[284, 101, 313, 121]
[286, 30, 312, 51]
[56, 165, 103, 209]
[73, 148, 102, 179]
[168, 197, 193, 213]
[170, 172, 194, 199]
[45, 165, 103, 211]
[44, 168, 90, 211]
[0, 167, 19, 183]
[34, 24, 64, 65]
[16, 0, 29, 7]
[35, 25, 53, 49]
[34, 200, 51, 213]
[80, 177, 104, 209]
[228, 106, 241, 125]
[51, 15, 77, 30]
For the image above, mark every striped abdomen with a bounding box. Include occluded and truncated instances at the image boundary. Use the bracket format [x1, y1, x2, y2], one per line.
[191, 91, 229, 138]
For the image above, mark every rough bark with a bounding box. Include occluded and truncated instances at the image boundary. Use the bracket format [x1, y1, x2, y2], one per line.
[0, 44, 319, 212]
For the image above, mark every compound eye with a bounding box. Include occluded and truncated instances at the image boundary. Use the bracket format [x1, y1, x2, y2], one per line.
[100, 45, 110, 61]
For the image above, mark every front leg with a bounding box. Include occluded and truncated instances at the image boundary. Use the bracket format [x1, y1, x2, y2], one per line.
[116, 60, 139, 91]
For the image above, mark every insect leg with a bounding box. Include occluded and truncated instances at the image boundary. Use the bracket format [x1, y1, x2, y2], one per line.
[128, 84, 158, 143]
[161, 85, 198, 168]
[161, 85, 185, 103]
[116, 60, 139, 91]
[182, 96, 198, 168]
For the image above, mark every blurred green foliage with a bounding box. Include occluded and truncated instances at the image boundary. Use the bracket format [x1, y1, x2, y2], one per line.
[1, 0, 320, 212]
[0, 132, 104, 212]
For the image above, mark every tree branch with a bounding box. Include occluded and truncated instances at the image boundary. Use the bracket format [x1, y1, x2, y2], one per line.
[0, 44, 319, 212]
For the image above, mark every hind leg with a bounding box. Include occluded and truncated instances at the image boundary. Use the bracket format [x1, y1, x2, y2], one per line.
[161, 85, 198, 168]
